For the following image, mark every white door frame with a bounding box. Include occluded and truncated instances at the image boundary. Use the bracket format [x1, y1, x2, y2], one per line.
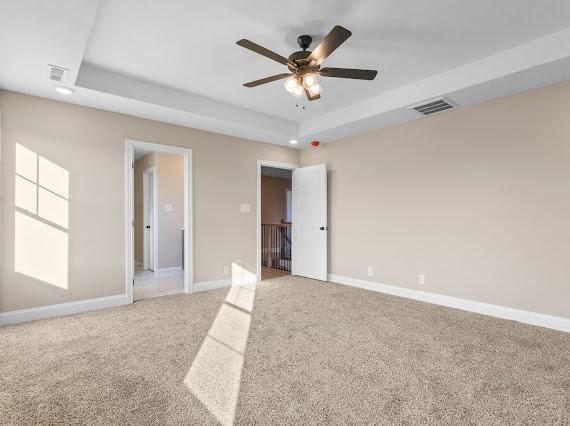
[125, 139, 193, 303]
[142, 166, 157, 271]
[256, 159, 298, 281]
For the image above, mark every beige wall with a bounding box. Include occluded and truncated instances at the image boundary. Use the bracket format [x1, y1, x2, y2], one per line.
[155, 152, 184, 269]
[261, 176, 291, 224]
[301, 81, 570, 319]
[0, 91, 298, 312]
[2, 82, 569, 319]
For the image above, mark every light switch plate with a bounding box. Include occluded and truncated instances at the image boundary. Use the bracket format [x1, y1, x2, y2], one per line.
[164, 204, 173, 212]
[240, 204, 250, 213]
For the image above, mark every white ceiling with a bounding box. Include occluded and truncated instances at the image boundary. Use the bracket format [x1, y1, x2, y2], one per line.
[2, 0, 570, 148]
[84, 0, 570, 122]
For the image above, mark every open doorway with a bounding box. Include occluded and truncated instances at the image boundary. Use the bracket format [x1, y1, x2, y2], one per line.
[257, 161, 295, 281]
[257, 160, 328, 282]
[133, 148, 184, 299]
[125, 140, 193, 303]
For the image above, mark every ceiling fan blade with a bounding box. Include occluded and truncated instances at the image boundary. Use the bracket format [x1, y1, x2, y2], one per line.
[305, 87, 321, 101]
[307, 26, 352, 66]
[237, 39, 290, 66]
[319, 67, 378, 80]
[243, 73, 292, 88]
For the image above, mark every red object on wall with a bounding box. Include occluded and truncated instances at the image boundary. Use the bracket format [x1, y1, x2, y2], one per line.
[310, 140, 320, 147]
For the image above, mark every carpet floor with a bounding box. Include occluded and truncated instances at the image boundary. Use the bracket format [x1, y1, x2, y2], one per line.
[1, 276, 569, 425]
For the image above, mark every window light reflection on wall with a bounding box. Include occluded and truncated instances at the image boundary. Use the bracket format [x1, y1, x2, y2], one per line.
[14, 143, 70, 289]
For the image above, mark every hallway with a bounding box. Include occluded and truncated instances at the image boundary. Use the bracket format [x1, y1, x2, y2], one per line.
[133, 268, 184, 300]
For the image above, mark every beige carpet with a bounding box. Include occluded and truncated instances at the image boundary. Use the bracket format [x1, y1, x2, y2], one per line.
[1, 276, 569, 425]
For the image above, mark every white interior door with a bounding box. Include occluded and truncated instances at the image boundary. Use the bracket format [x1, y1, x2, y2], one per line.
[148, 172, 155, 271]
[292, 164, 327, 281]
[143, 169, 156, 271]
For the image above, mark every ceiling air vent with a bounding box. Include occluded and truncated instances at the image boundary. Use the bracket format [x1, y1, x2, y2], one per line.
[409, 97, 457, 116]
[47, 64, 69, 82]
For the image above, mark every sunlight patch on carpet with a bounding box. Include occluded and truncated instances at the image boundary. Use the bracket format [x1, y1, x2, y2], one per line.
[184, 283, 256, 425]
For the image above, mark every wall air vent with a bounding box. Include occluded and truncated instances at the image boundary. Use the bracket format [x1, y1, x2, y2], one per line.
[47, 64, 69, 82]
[409, 97, 457, 116]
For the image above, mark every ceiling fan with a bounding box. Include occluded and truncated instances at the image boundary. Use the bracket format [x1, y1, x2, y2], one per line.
[237, 25, 378, 101]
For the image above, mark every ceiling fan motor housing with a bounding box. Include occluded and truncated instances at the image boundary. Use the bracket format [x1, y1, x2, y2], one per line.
[297, 35, 312, 50]
[288, 35, 316, 72]
[288, 50, 316, 72]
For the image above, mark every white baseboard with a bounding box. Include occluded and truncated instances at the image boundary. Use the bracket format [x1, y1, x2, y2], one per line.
[154, 266, 183, 276]
[192, 276, 258, 294]
[328, 274, 570, 333]
[0, 294, 127, 327]
[193, 279, 232, 293]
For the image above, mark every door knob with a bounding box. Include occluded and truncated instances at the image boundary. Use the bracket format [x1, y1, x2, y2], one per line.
[320, 226, 327, 230]
[146, 225, 151, 229]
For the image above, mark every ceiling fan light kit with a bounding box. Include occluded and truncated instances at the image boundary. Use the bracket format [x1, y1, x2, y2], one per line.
[303, 73, 317, 88]
[237, 26, 378, 101]
[292, 85, 304, 97]
[284, 76, 299, 93]
[284, 73, 321, 97]
[308, 83, 322, 97]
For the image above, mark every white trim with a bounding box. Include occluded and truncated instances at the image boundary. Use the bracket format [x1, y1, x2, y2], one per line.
[153, 266, 183, 276]
[328, 274, 570, 333]
[256, 160, 298, 281]
[125, 139, 193, 304]
[257, 160, 299, 170]
[152, 167, 158, 270]
[125, 141, 135, 303]
[193, 279, 232, 293]
[0, 295, 127, 326]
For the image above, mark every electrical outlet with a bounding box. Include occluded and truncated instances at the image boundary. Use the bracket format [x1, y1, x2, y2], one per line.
[418, 274, 426, 286]
[223, 265, 230, 275]
[367, 266, 374, 277]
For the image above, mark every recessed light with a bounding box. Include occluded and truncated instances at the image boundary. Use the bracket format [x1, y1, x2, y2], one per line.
[55, 86, 74, 95]
[289, 139, 298, 145]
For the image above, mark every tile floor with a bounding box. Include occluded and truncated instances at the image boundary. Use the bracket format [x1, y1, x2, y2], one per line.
[133, 268, 185, 301]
